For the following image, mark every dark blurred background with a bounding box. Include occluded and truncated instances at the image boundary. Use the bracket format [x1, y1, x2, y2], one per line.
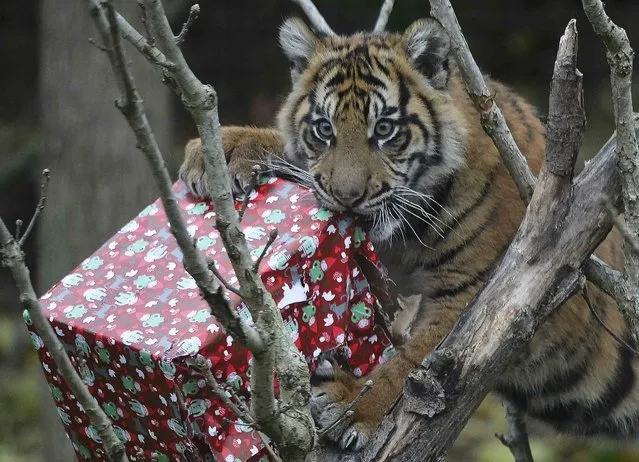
[1, 1, 638, 460]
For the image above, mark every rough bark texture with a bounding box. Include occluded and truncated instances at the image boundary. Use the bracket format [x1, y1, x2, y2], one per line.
[582, 0, 639, 343]
[38, 1, 172, 458]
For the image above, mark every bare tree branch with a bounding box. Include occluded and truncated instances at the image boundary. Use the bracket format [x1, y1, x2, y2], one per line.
[0, 219, 128, 461]
[18, 169, 50, 246]
[206, 258, 243, 296]
[583, 0, 639, 342]
[291, 0, 335, 36]
[86, 1, 315, 459]
[175, 3, 200, 46]
[429, 0, 625, 320]
[116, 10, 174, 69]
[373, 0, 395, 33]
[429, 0, 536, 204]
[89, 0, 263, 348]
[495, 401, 534, 462]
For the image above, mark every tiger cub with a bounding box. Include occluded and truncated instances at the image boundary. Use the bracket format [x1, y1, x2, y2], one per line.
[180, 18, 632, 451]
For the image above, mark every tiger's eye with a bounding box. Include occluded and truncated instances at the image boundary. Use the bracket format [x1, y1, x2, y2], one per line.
[374, 119, 395, 138]
[315, 119, 334, 139]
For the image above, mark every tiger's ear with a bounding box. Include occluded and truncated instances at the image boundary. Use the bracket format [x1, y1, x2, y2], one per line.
[402, 18, 451, 90]
[279, 18, 319, 85]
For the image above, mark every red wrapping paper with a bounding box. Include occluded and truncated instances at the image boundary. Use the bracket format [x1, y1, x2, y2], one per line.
[28, 177, 395, 461]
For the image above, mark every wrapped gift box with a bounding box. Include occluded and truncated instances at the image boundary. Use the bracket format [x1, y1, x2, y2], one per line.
[28, 176, 395, 461]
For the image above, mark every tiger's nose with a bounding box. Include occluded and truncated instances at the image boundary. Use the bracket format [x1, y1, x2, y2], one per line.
[333, 186, 366, 208]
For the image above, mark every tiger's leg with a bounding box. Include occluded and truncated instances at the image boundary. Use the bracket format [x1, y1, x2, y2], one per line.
[311, 301, 460, 451]
[179, 126, 284, 198]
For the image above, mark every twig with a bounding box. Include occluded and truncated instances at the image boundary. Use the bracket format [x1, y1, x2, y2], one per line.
[0, 219, 128, 461]
[206, 258, 243, 297]
[193, 355, 283, 462]
[253, 228, 278, 271]
[583, 284, 639, 355]
[583, 0, 639, 342]
[602, 198, 639, 255]
[137, 0, 154, 46]
[194, 355, 251, 420]
[175, 4, 200, 46]
[222, 417, 257, 428]
[88, 37, 108, 52]
[373, 0, 395, 33]
[92, 0, 314, 457]
[19, 169, 51, 246]
[318, 379, 373, 438]
[495, 401, 534, 462]
[175, 385, 195, 438]
[290, 0, 335, 36]
[238, 165, 262, 222]
[429, 0, 536, 204]
[175, 382, 205, 462]
[14, 219, 22, 242]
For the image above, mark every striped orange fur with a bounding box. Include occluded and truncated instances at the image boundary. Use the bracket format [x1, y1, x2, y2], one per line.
[180, 18, 630, 452]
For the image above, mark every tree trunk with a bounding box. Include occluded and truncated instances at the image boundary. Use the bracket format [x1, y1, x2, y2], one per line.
[38, 0, 172, 458]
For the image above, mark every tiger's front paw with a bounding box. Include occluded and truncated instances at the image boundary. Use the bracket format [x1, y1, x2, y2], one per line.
[179, 138, 210, 199]
[179, 127, 283, 200]
[310, 361, 385, 452]
[179, 137, 256, 199]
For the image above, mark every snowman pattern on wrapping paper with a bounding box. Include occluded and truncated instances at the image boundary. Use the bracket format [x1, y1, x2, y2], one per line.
[32, 177, 393, 461]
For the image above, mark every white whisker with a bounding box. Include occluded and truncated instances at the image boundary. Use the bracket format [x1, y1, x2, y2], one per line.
[391, 204, 432, 249]
[394, 202, 445, 239]
[394, 195, 450, 233]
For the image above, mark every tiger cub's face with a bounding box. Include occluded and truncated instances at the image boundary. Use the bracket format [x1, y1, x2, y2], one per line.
[276, 18, 467, 243]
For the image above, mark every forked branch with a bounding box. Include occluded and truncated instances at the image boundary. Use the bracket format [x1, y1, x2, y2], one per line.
[86, 1, 315, 460]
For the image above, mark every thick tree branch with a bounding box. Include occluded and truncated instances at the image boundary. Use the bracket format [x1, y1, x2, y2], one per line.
[0, 219, 128, 462]
[354, 20, 626, 462]
[87, 1, 315, 459]
[373, 0, 395, 33]
[583, 0, 639, 342]
[583, 255, 624, 300]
